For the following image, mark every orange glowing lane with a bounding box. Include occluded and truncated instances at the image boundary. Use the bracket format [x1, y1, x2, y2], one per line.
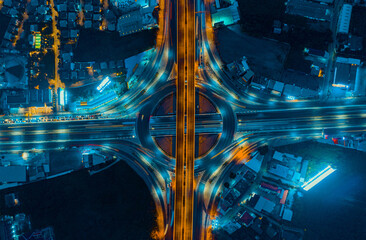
[173, 0, 196, 239]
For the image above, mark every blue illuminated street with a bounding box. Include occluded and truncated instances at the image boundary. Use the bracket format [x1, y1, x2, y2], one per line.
[1, 0, 366, 239]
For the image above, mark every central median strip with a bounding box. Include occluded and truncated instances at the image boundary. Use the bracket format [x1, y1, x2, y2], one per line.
[173, 0, 196, 239]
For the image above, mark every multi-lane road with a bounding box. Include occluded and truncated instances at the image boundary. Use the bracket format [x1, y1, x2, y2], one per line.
[1, 0, 366, 239]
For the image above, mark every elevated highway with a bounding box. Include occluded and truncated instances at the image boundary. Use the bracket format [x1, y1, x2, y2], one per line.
[1, 0, 366, 239]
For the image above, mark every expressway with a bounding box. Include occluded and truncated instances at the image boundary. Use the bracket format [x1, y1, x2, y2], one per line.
[1, 0, 366, 239]
[173, 0, 186, 236]
[2, 103, 366, 152]
[173, 0, 196, 238]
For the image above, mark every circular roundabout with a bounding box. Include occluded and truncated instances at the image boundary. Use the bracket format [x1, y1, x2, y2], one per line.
[136, 81, 236, 171]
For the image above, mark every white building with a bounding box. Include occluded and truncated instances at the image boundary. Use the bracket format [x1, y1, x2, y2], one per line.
[337, 4, 352, 34]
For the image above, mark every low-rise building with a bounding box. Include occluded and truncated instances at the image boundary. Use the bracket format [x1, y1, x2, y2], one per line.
[273, 151, 302, 163]
[117, 6, 157, 36]
[268, 163, 293, 180]
[286, 0, 331, 21]
[260, 182, 281, 194]
[223, 220, 242, 234]
[279, 189, 289, 204]
[282, 208, 293, 221]
[211, 1, 240, 27]
[246, 153, 263, 173]
[0, 166, 27, 183]
[267, 80, 284, 96]
[237, 211, 255, 227]
[332, 57, 360, 90]
[0, 55, 28, 90]
[253, 195, 276, 214]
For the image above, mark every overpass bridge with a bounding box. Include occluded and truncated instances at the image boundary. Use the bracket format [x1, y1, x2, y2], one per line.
[0, 0, 366, 238]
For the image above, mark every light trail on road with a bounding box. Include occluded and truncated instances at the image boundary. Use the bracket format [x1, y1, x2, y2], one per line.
[173, 0, 196, 238]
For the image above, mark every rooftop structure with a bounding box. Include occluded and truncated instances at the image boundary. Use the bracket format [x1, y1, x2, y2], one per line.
[282, 208, 293, 221]
[254, 196, 276, 213]
[224, 188, 240, 205]
[268, 80, 285, 96]
[238, 212, 255, 227]
[5, 92, 28, 111]
[286, 0, 331, 21]
[260, 182, 280, 193]
[268, 163, 293, 180]
[117, 7, 156, 36]
[273, 151, 302, 163]
[211, 2, 240, 27]
[29, 89, 52, 106]
[280, 189, 289, 204]
[333, 57, 360, 89]
[233, 179, 250, 194]
[300, 160, 309, 183]
[218, 201, 231, 215]
[0, 55, 28, 90]
[117, 10, 143, 36]
[0, 166, 27, 183]
[246, 153, 263, 173]
[223, 221, 241, 234]
[304, 48, 329, 59]
[281, 70, 319, 91]
[283, 84, 318, 99]
[337, 4, 352, 34]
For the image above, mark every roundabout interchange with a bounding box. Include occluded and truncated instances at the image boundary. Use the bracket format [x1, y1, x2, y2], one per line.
[1, 0, 366, 239]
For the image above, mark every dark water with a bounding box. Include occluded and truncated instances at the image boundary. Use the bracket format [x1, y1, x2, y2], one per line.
[0, 161, 156, 240]
[290, 144, 366, 240]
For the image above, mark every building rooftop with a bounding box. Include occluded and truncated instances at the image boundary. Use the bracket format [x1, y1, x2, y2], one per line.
[282, 208, 293, 221]
[6, 95, 27, 105]
[0, 166, 27, 183]
[338, 4, 352, 34]
[286, 0, 331, 21]
[238, 212, 254, 227]
[117, 10, 143, 36]
[281, 70, 319, 91]
[333, 62, 358, 89]
[260, 182, 280, 193]
[273, 151, 302, 163]
[280, 189, 289, 204]
[211, 2, 240, 26]
[233, 179, 250, 194]
[246, 153, 263, 173]
[269, 164, 293, 179]
[0, 55, 28, 90]
[268, 80, 284, 93]
[254, 196, 276, 213]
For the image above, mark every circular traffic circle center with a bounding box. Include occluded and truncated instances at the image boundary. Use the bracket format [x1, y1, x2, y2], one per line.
[151, 91, 222, 158]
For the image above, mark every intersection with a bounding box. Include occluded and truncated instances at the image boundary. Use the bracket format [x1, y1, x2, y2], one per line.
[1, 0, 366, 239]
